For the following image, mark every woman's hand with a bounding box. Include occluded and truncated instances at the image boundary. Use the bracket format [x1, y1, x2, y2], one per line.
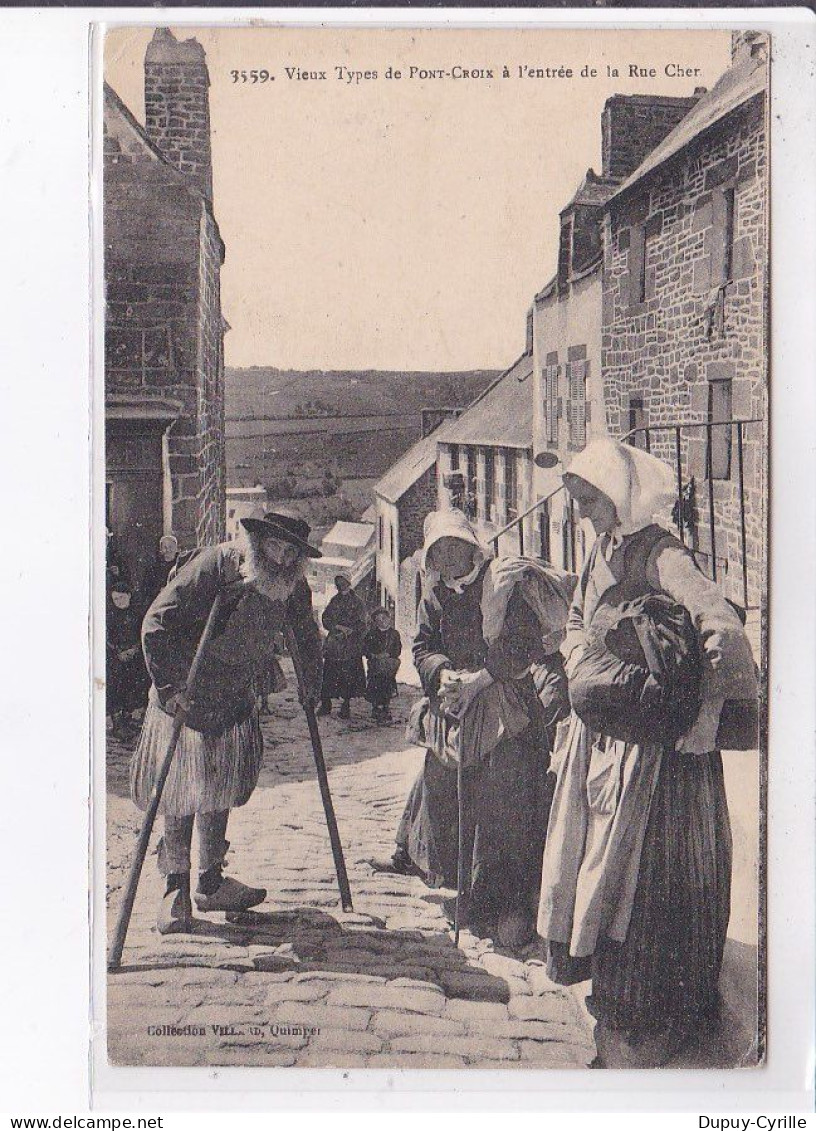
[438, 668, 493, 719]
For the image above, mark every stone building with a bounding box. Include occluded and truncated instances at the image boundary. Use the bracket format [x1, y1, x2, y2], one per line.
[601, 35, 768, 607]
[437, 353, 535, 556]
[531, 93, 703, 574]
[373, 422, 452, 641]
[225, 485, 267, 543]
[308, 520, 376, 619]
[104, 28, 226, 597]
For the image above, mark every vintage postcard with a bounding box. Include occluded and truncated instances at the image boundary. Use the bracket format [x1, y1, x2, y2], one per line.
[99, 24, 767, 1072]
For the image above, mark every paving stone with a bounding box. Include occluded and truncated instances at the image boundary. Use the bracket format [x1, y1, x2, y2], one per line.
[271, 1002, 372, 1031]
[371, 1010, 467, 1038]
[476, 1018, 580, 1043]
[292, 971, 385, 985]
[263, 981, 332, 1004]
[444, 999, 509, 1024]
[526, 964, 564, 997]
[508, 994, 578, 1026]
[326, 983, 445, 1014]
[436, 969, 510, 1003]
[253, 954, 301, 973]
[518, 1039, 594, 1067]
[479, 953, 528, 981]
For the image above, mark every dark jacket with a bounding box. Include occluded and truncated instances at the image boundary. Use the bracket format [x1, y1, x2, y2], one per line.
[142, 543, 322, 735]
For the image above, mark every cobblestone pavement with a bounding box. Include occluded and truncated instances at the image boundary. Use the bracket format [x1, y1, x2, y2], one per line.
[106, 665, 596, 1069]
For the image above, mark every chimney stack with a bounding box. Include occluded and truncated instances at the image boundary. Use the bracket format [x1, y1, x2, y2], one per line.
[731, 31, 768, 64]
[601, 94, 701, 182]
[145, 28, 213, 202]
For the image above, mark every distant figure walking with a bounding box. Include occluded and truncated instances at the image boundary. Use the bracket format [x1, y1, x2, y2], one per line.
[363, 608, 402, 721]
[318, 575, 367, 719]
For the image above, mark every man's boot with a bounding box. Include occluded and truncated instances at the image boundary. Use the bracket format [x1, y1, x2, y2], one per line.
[316, 700, 332, 717]
[157, 873, 193, 935]
[339, 699, 351, 719]
[194, 864, 266, 914]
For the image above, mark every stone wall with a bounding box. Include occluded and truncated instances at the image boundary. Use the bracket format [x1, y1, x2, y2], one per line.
[144, 29, 213, 202]
[104, 77, 226, 557]
[192, 203, 226, 547]
[399, 466, 439, 565]
[602, 94, 700, 183]
[602, 91, 767, 605]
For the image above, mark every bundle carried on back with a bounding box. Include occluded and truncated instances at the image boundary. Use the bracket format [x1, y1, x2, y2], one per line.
[569, 591, 702, 748]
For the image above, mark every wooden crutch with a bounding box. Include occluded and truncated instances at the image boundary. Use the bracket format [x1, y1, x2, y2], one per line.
[283, 622, 353, 913]
[107, 591, 225, 972]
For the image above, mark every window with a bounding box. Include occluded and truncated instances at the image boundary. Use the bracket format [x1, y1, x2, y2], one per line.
[484, 448, 495, 522]
[543, 365, 560, 445]
[627, 394, 649, 451]
[389, 522, 395, 563]
[106, 325, 174, 379]
[378, 514, 384, 551]
[566, 360, 588, 449]
[449, 444, 460, 471]
[505, 450, 518, 519]
[707, 379, 733, 480]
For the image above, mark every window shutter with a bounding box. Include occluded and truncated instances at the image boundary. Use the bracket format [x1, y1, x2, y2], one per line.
[628, 225, 646, 307]
[710, 188, 728, 287]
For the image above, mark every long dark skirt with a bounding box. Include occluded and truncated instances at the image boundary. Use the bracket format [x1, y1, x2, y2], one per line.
[321, 650, 366, 701]
[397, 724, 554, 924]
[585, 750, 732, 1034]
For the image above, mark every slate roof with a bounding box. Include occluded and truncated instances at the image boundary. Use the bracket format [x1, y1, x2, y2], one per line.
[374, 418, 454, 504]
[562, 170, 618, 211]
[440, 353, 534, 449]
[322, 521, 375, 549]
[611, 50, 767, 201]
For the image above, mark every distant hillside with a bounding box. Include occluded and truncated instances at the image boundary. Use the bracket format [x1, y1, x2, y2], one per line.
[225, 367, 501, 505]
[226, 367, 500, 422]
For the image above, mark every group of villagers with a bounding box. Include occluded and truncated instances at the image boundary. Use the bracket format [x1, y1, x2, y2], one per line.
[124, 437, 757, 1070]
[375, 436, 757, 1068]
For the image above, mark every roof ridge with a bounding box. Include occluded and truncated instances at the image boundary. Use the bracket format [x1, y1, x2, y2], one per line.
[103, 81, 205, 199]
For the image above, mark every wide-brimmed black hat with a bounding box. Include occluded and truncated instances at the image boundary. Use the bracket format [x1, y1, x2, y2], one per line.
[240, 511, 322, 558]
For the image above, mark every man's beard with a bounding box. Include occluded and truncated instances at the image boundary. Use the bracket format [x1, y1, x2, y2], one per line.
[242, 536, 306, 603]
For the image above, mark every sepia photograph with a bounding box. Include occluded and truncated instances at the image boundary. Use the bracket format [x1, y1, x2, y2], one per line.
[99, 24, 768, 1073]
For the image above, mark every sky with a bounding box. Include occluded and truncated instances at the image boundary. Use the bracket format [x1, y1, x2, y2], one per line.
[105, 26, 732, 371]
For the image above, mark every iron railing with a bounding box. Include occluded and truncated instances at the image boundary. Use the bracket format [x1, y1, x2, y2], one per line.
[489, 417, 763, 609]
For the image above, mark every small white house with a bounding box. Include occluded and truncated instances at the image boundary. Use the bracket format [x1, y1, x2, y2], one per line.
[225, 485, 268, 543]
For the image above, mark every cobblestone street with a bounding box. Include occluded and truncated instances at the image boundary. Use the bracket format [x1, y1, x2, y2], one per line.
[106, 666, 596, 1069]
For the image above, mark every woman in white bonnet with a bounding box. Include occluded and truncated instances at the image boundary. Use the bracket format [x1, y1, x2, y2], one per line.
[373, 507, 574, 948]
[538, 437, 757, 1068]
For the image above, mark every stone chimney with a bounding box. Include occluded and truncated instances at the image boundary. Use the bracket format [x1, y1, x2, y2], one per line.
[731, 31, 768, 64]
[601, 94, 702, 182]
[144, 28, 213, 202]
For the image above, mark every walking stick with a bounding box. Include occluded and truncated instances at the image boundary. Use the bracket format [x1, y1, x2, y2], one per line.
[107, 591, 225, 972]
[283, 622, 354, 913]
[455, 755, 466, 946]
